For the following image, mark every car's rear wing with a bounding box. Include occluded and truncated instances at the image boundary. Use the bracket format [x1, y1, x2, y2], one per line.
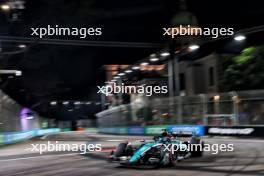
[171, 133, 193, 137]
[170, 129, 198, 137]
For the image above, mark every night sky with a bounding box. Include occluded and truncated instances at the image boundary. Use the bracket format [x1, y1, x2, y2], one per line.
[0, 0, 264, 120]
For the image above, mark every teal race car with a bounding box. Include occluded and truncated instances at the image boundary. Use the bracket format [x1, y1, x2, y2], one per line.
[108, 130, 204, 168]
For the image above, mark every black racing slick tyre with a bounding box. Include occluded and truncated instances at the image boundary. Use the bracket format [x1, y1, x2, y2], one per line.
[190, 137, 204, 157]
[169, 152, 178, 166]
[114, 143, 128, 157]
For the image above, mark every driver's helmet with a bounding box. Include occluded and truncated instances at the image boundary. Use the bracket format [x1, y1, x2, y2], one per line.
[161, 129, 169, 137]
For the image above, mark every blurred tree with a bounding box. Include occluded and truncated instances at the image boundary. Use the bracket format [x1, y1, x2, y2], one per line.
[221, 46, 264, 91]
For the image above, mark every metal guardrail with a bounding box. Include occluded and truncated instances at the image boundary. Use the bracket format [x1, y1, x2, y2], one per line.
[96, 90, 264, 127]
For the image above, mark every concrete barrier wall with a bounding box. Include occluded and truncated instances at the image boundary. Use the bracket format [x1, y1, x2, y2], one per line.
[0, 128, 61, 145]
[98, 125, 206, 136]
[0, 90, 48, 132]
[98, 125, 264, 137]
[206, 126, 264, 137]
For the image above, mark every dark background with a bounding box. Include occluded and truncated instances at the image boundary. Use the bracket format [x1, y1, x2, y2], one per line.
[0, 0, 264, 120]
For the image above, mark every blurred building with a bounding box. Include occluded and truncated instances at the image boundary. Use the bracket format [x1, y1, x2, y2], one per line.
[104, 64, 168, 107]
[104, 53, 222, 103]
[178, 53, 220, 95]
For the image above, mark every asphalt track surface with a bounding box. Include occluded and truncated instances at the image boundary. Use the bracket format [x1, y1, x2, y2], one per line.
[0, 132, 264, 176]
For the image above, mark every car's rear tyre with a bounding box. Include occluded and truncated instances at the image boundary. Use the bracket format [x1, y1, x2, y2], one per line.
[190, 137, 203, 157]
[169, 152, 178, 166]
[114, 142, 128, 157]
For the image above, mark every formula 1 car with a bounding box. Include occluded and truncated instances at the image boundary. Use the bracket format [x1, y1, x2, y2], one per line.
[108, 130, 204, 168]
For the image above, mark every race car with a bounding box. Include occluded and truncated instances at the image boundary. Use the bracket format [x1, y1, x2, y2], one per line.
[108, 129, 204, 168]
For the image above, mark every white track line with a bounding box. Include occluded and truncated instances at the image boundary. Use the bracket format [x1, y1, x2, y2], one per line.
[106, 139, 125, 142]
[0, 153, 78, 162]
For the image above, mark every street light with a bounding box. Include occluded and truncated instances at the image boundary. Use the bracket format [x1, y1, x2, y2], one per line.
[188, 44, 200, 51]
[118, 73, 125, 76]
[232, 95, 240, 103]
[74, 101, 81, 105]
[234, 35, 246, 41]
[15, 70, 22, 76]
[213, 95, 220, 101]
[150, 57, 159, 62]
[63, 101, 69, 105]
[132, 66, 140, 70]
[0, 70, 22, 76]
[140, 62, 149, 66]
[160, 52, 170, 57]
[125, 70, 132, 73]
[1, 4, 10, 11]
[50, 101, 57, 106]
[18, 44, 26, 48]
